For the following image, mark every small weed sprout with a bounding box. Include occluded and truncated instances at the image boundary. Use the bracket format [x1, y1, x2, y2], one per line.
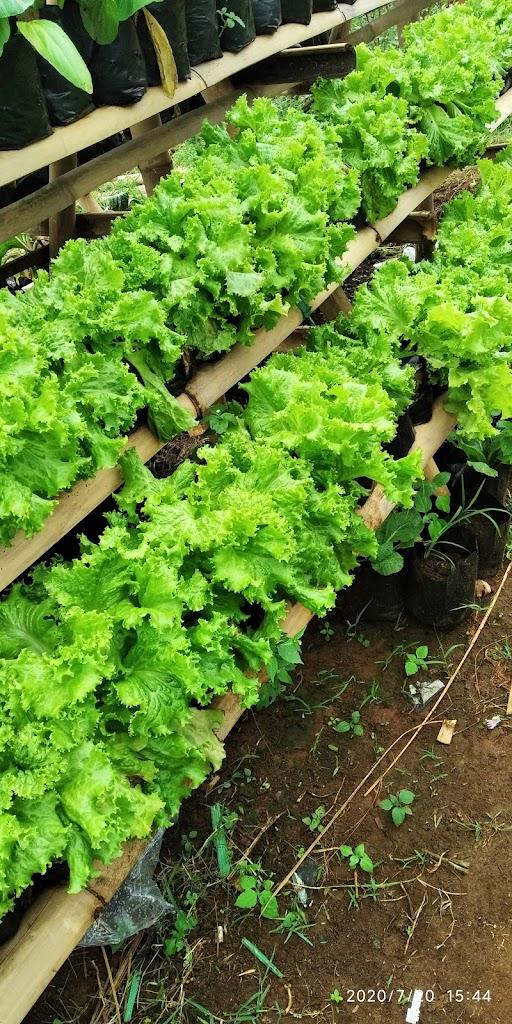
[380, 789, 415, 827]
[330, 709, 364, 737]
[234, 862, 279, 919]
[339, 843, 374, 873]
[302, 804, 327, 833]
[405, 645, 430, 676]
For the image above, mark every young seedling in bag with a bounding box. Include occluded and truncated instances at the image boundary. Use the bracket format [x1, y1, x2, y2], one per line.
[380, 790, 415, 827]
[339, 843, 374, 874]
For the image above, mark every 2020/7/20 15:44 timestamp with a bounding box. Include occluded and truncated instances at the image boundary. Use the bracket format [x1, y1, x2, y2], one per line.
[448, 991, 491, 1003]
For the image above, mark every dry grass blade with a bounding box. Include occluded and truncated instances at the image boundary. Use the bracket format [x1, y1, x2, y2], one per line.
[101, 947, 121, 1024]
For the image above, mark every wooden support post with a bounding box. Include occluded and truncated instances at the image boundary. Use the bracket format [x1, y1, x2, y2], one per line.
[48, 154, 77, 259]
[201, 80, 237, 103]
[415, 192, 437, 261]
[130, 113, 172, 196]
[318, 285, 352, 320]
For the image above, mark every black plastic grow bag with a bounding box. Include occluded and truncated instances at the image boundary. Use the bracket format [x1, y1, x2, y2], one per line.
[186, 0, 222, 65]
[280, 0, 312, 25]
[91, 17, 147, 106]
[37, 1, 94, 127]
[252, 0, 282, 33]
[405, 527, 478, 630]
[138, 0, 191, 83]
[221, 0, 257, 51]
[0, 31, 51, 149]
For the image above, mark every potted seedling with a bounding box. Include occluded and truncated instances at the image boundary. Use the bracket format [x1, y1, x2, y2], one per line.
[405, 479, 505, 629]
[343, 475, 449, 624]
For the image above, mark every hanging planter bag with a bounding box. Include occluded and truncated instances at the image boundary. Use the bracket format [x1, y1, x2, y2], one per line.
[91, 17, 147, 106]
[280, 0, 312, 25]
[312, 0, 337, 10]
[186, 0, 222, 66]
[138, 0, 191, 83]
[252, 0, 281, 33]
[37, 2, 94, 127]
[220, 0, 256, 52]
[0, 31, 51, 150]
[405, 527, 478, 631]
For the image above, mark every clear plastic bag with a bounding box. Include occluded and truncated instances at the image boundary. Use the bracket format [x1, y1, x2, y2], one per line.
[79, 830, 174, 947]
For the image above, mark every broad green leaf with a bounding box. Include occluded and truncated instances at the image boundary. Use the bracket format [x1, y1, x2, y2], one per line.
[0, 0, 32, 15]
[468, 461, 496, 477]
[258, 891, 279, 919]
[359, 854, 374, 874]
[353, 723, 364, 737]
[118, 0, 163, 18]
[18, 20, 93, 93]
[79, 0, 119, 44]
[354, 844, 365, 856]
[405, 658, 418, 676]
[349, 854, 358, 869]
[339, 845, 352, 858]
[0, 16, 10, 56]
[235, 888, 258, 910]
[240, 875, 257, 890]
[399, 789, 415, 805]
[416, 646, 428, 660]
[373, 548, 404, 576]
[379, 798, 393, 811]
[391, 806, 406, 827]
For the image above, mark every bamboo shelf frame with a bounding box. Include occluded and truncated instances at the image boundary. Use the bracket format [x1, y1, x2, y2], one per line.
[0, 0, 440, 252]
[0, 0, 399, 187]
[2, 74, 511, 595]
[0, 18, 510, 1022]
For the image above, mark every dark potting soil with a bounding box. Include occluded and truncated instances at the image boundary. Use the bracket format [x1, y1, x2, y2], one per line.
[420, 552, 453, 582]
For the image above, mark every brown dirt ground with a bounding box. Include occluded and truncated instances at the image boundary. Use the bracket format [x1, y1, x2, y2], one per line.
[26, 562, 512, 1024]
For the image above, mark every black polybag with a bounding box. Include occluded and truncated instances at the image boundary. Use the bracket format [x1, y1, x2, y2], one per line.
[37, 2, 94, 127]
[186, 0, 222, 66]
[252, 0, 282, 33]
[0, 31, 51, 150]
[138, 0, 191, 83]
[312, 0, 337, 10]
[280, 0, 313, 25]
[221, 0, 256, 52]
[91, 17, 147, 106]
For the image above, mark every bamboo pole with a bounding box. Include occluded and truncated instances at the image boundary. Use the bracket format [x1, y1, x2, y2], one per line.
[129, 114, 172, 196]
[48, 154, 77, 258]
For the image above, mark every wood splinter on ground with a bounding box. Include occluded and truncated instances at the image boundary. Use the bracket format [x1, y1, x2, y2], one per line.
[437, 720, 457, 745]
[506, 682, 512, 716]
[475, 579, 492, 599]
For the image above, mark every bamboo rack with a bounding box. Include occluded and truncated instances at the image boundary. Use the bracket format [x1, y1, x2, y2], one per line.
[0, 12, 509, 1021]
[2, 75, 510, 595]
[0, 397, 457, 1024]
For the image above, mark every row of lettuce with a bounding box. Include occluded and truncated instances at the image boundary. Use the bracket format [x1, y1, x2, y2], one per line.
[0, 0, 511, 546]
[0, 143, 511, 920]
